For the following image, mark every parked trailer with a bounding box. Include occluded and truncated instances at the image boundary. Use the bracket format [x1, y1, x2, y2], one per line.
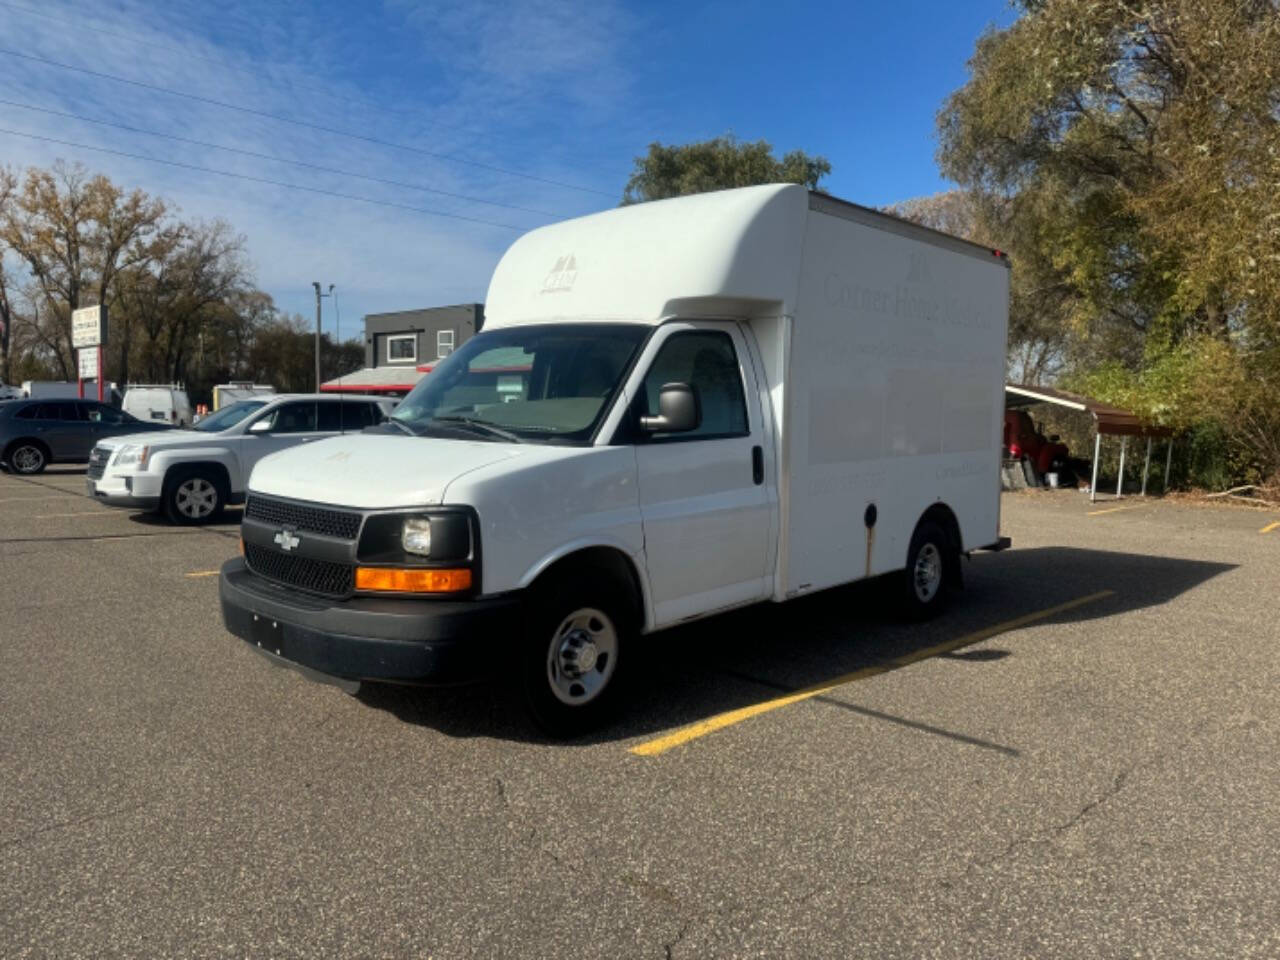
[219, 184, 1012, 733]
[212, 382, 275, 411]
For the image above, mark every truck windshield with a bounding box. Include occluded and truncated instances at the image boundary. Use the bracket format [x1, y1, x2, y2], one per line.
[194, 399, 268, 432]
[391, 323, 649, 444]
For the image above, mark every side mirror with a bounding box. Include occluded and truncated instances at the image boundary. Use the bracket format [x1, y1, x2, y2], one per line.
[247, 419, 272, 434]
[640, 382, 699, 434]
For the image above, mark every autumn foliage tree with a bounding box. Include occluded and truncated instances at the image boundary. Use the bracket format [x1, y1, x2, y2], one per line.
[935, 0, 1280, 487]
[0, 161, 360, 401]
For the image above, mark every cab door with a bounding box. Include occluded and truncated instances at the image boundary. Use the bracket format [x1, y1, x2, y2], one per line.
[626, 322, 775, 627]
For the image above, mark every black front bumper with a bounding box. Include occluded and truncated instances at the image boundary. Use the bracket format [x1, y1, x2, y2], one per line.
[219, 558, 522, 685]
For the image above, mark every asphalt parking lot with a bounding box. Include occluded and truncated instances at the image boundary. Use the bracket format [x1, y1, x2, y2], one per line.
[2, 466, 1277, 958]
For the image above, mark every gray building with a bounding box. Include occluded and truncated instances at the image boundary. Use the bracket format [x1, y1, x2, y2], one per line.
[365, 303, 485, 370]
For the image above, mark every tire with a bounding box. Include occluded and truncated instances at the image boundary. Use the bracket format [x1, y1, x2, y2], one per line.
[519, 567, 635, 737]
[7, 441, 48, 475]
[163, 467, 227, 525]
[901, 520, 953, 620]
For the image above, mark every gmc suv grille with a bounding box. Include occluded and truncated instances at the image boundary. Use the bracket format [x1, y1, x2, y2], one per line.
[245, 495, 362, 540]
[87, 448, 109, 480]
[244, 542, 353, 598]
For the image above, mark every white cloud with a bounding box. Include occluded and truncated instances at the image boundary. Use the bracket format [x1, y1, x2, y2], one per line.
[0, 0, 635, 330]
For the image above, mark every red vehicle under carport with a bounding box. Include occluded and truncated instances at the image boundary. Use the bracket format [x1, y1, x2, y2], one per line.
[1005, 384, 1174, 502]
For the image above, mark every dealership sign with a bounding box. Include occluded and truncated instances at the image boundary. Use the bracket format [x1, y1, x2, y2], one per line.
[71, 304, 108, 348]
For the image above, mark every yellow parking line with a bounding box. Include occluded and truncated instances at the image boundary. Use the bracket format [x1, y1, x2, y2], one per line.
[628, 590, 1116, 758]
[184, 570, 221, 578]
[1087, 504, 1146, 516]
[1261, 521, 1280, 535]
[34, 511, 115, 519]
[0, 496, 82, 504]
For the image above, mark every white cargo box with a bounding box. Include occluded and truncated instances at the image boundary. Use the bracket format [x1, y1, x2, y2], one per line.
[486, 184, 1011, 600]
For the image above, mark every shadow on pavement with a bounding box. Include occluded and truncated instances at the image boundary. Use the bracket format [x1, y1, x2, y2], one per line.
[127, 506, 244, 534]
[355, 546, 1236, 746]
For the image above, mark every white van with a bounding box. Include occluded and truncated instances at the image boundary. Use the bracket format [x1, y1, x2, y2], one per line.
[122, 384, 192, 427]
[219, 185, 1011, 733]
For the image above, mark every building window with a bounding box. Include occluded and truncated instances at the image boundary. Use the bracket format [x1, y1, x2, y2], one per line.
[386, 334, 416, 363]
[437, 329, 455, 358]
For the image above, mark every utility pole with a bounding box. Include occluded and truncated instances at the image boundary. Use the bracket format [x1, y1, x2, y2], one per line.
[312, 282, 322, 392]
[311, 282, 335, 392]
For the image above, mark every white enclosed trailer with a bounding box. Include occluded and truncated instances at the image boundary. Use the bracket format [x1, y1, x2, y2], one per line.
[221, 184, 1011, 732]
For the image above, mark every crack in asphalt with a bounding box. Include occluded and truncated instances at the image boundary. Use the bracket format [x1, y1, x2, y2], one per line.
[662, 917, 692, 960]
[0, 800, 152, 851]
[965, 762, 1144, 878]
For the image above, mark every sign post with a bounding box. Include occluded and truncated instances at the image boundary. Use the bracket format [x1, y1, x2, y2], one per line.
[71, 305, 108, 403]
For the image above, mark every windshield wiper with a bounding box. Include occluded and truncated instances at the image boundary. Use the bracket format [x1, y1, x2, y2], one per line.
[386, 417, 420, 437]
[429, 415, 523, 443]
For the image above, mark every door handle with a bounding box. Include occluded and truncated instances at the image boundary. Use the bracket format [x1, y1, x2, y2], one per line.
[752, 445, 764, 485]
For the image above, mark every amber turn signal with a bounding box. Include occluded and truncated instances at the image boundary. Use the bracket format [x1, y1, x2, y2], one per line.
[355, 566, 472, 594]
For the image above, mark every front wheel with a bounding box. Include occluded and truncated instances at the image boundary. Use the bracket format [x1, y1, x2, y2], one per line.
[163, 468, 227, 525]
[520, 569, 634, 737]
[901, 520, 954, 620]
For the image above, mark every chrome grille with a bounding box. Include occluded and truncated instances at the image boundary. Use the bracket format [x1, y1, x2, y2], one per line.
[244, 495, 361, 540]
[244, 542, 353, 598]
[87, 447, 110, 480]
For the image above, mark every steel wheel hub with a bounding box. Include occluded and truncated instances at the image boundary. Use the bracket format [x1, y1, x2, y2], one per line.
[914, 543, 942, 603]
[547, 607, 617, 706]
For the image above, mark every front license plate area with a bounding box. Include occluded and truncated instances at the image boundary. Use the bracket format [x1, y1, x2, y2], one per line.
[249, 612, 285, 656]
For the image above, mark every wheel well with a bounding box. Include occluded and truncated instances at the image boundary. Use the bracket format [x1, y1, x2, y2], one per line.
[530, 547, 646, 629]
[3, 437, 50, 462]
[163, 461, 232, 496]
[918, 503, 963, 586]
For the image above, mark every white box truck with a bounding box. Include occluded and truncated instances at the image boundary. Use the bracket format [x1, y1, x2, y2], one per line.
[219, 184, 1011, 733]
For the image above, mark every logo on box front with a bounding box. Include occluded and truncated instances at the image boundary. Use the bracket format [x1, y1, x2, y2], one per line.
[542, 254, 578, 293]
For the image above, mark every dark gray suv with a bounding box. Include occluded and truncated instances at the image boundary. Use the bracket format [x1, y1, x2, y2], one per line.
[0, 399, 171, 474]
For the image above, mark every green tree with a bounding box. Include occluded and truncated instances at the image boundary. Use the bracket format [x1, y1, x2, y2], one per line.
[622, 135, 830, 204]
[938, 0, 1280, 485]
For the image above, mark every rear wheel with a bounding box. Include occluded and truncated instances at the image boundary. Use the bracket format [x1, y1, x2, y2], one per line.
[163, 468, 227, 525]
[7, 441, 47, 475]
[901, 520, 953, 620]
[520, 567, 634, 737]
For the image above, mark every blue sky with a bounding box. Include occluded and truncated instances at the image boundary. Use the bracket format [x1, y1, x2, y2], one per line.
[0, 0, 1017, 336]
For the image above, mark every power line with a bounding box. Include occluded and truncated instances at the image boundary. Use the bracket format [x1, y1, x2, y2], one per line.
[0, 98, 567, 218]
[0, 125, 532, 230]
[0, 0, 422, 124]
[0, 47, 615, 198]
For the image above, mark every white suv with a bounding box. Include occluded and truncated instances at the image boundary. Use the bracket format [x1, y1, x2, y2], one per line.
[88, 394, 395, 524]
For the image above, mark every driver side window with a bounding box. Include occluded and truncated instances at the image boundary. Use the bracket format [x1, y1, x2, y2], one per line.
[639, 331, 749, 441]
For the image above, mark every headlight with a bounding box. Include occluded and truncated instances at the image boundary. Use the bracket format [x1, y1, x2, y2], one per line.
[401, 517, 432, 556]
[114, 444, 150, 469]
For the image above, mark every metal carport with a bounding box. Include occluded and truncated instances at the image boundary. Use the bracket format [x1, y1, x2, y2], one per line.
[1005, 384, 1175, 503]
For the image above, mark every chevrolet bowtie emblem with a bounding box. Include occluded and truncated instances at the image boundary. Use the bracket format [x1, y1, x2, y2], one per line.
[274, 528, 300, 552]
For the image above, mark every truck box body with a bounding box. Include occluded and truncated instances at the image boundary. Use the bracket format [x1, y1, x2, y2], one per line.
[484, 184, 1010, 601]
